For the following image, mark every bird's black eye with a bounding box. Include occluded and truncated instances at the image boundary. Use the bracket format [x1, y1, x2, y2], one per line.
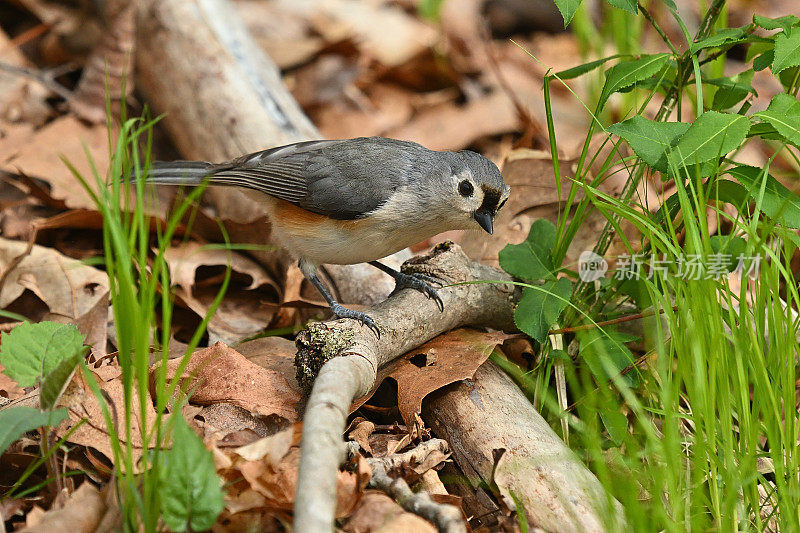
[458, 180, 474, 197]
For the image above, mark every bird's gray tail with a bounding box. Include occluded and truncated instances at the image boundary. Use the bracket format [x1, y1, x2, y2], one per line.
[134, 161, 214, 186]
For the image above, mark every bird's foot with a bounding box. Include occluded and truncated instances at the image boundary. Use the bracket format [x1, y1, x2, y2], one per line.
[330, 302, 380, 338]
[393, 271, 444, 312]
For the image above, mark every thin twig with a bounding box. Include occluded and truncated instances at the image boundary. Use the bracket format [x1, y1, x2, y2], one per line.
[551, 305, 678, 334]
[367, 440, 464, 533]
[0, 61, 74, 101]
[0, 23, 50, 53]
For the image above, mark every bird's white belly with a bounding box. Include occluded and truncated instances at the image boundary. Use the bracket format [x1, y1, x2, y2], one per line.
[271, 216, 428, 265]
[262, 193, 464, 265]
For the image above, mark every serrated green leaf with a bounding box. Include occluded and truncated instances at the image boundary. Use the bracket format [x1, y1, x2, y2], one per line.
[773, 27, 800, 74]
[577, 327, 637, 384]
[747, 122, 783, 140]
[160, 416, 225, 532]
[553, 0, 582, 27]
[0, 322, 85, 387]
[598, 54, 671, 110]
[555, 55, 624, 80]
[690, 27, 747, 54]
[754, 93, 800, 147]
[753, 14, 799, 35]
[604, 0, 637, 15]
[727, 165, 800, 228]
[706, 70, 756, 110]
[608, 116, 689, 172]
[666, 111, 750, 175]
[40, 352, 82, 410]
[498, 219, 557, 282]
[514, 278, 572, 343]
[0, 407, 68, 456]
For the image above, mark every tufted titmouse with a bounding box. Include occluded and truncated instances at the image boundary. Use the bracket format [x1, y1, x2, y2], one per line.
[141, 137, 510, 336]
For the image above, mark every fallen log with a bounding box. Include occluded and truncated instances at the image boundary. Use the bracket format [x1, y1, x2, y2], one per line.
[424, 360, 626, 532]
[293, 243, 623, 531]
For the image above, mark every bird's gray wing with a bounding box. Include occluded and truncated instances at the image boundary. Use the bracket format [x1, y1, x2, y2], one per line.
[211, 137, 426, 220]
[147, 137, 428, 220]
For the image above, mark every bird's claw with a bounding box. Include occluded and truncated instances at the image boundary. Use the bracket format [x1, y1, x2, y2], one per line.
[331, 303, 381, 338]
[393, 272, 445, 312]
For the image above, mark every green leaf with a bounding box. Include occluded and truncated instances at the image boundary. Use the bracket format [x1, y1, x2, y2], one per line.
[753, 49, 774, 71]
[753, 14, 799, 35]
[555, 55, 624, 80]
[666, 111, 750, 175]
[598, 54, 671, 110]
[706, 70, 756, 110]
[773, 26, 800, 74]
[600, 408, 629, 446]
[0, 407, 68, 456]
[553, 0, 582, 27]
[160, 416, 225, 532]
[40, 352, 83, 410]
[514, 278, 572, 344]
[708, 236, 747, 272]
[712, 179, 750, 211]
[747, 122, 784, 140]
[577, 327, 637, 384]
[727, 165, 800, 228]
[603, 0, 637, 15]
[754, 93, 800, 148]
[498, 219, 557, 282]
[779, 66, 800, 89]
[0, 322, 85, 387]
[618, 278, 653, 308]
[690, 27, 747, 54]
[608, 116, 689, 172]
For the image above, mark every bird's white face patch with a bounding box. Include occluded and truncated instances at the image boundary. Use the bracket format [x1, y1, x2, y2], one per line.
[449, 169, 485, 218]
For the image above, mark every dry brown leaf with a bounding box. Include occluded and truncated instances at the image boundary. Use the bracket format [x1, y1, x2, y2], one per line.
[385, 329, 507, 427]
[234, 425, 294, 463]
[0, 363, 24, 400]
[165, 241, 277, 295]
[315, 83, 414, 140]
[235, 0, 337, 70]
[158, 342, 300, 421]
[0, 30, 51, 125]
[19, 482, 106, 533]
[342, 491, 436, 533]
[348, 419, 376, 456]
[0, 116, 109, 211]
[56, 372, 158, 466]
[220, 444, 370, 518]
[387, 90, 519, 151]
[273, 0, 437, 67]
[212, 508, 287, 533]
[71, 292, 109, 359]
[165, 242, 280, 345]
[0, 237, 109, 322]
[197, 402, 293, 446]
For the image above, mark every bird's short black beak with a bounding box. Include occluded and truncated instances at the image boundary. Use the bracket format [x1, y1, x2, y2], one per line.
[473, 209, 494, 234]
